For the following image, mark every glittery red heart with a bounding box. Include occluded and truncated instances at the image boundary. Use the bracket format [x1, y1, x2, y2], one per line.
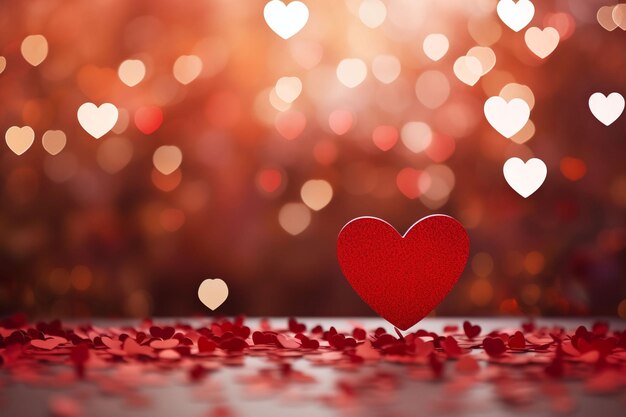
[337, 215, 469, 330]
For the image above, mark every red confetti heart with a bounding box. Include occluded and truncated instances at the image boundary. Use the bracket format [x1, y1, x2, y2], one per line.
[508, 331, 526, 349]
[337, 215, 469, 330]
[441, 336, 463, 357]
[483, 336, 507, 357]
[197, 336, 217, 353]
[30, 338, 65, 350]
[150, 338, 180, 349]
[463, 320, 481, 339]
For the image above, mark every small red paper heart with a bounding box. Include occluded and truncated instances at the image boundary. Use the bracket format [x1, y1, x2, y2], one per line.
[483, 336, 507, 357]
[463, 320, 481, 339]
[197, 336, 217, 353]
[337, 215, 469, 330]
[508, 331, 526, 349]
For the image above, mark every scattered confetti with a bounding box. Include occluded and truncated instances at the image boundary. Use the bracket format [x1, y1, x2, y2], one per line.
[1, 316, 623, 416]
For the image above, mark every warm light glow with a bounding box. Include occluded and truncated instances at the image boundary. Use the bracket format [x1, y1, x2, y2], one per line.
[173, 55, 202, 85]
[42, 130, 66, 156]
[278, 203, 311, 235]
[300, 179, 333, 211]
[358, 0, 387, 29]
[415, 71, 449, 109]
[401, 121, 432, 153]
[21, 34, 48, 66]
[336, 58, 367, 88]
[153, 145, 183, 175]
[423, 34, 449, 61]
[118, 59, 146, 87]
[275, 76, 302, 103]
[328, 110, 354, 135]
[371, 55, 400, 84]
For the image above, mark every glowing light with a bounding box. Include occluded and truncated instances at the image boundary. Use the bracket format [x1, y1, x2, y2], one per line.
[134, 106, 163, 135]
[524, 251, 545, 275]
[596, 6, 617, 31]
[256, 168, 284, 195]
[5, 126, 35, 155]
[372, 125, 398, 151]
[118, 59, 146, 87]
[275, 76, 302, 103]
[396, 168, 421, 199]
[269, 88, 292, 112]
[560, 157, 587, 181]
[510, 120, 535, 144]
[453, 56, 482, 86]
[500, 83, 535, 110]
[421, 164, 455, 201]
[425, 134, 456, 163]
[42, 130, 66, 156]
[415, 71, 449, 109]
[467, 46, 496, 75]
[70, 266, 93, 291]
[401, 121, 432, 153]
[300, 179, 333, 211]
[358, 0, 387, 29]
[336, 58, 367, 88]
[328, 110, 354, 135]
[151, 169, 182, 192]
[153, 145, 183, 175]
[613, 4, 626, 29]
[21, 34, 48, 66]
[467, 16, 502, 46]
[422, 34, 449, 61]
[173, 55, 202, 85]
[274, 110, 306, 140]
[371, 54, 400, 84]
[278, 203, 311, 235]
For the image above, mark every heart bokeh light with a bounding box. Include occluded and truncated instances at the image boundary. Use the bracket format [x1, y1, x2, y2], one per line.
[0, 0, 624, 321]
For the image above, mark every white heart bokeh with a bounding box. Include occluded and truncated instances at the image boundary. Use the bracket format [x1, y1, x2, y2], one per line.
[503, 157, 547, 198]
[77, 103, 119, 139]
[264, 0, 309, 40]
[589, 92, 625, 126]
[484, 97, 531, 139]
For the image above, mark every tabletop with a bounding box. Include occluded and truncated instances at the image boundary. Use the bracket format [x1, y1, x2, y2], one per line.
[1, 317, 624, 417]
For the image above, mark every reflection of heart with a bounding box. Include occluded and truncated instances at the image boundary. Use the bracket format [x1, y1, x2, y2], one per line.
[337, 215, 469, 330]
[264, 0, 309, 40]
[198, 279, 229, 311]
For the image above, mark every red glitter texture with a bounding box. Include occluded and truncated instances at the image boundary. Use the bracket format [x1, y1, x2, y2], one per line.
[337, 215, 470, 330]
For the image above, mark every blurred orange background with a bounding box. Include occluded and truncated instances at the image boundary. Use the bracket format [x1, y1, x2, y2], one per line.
[0, 0, 625, 319]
